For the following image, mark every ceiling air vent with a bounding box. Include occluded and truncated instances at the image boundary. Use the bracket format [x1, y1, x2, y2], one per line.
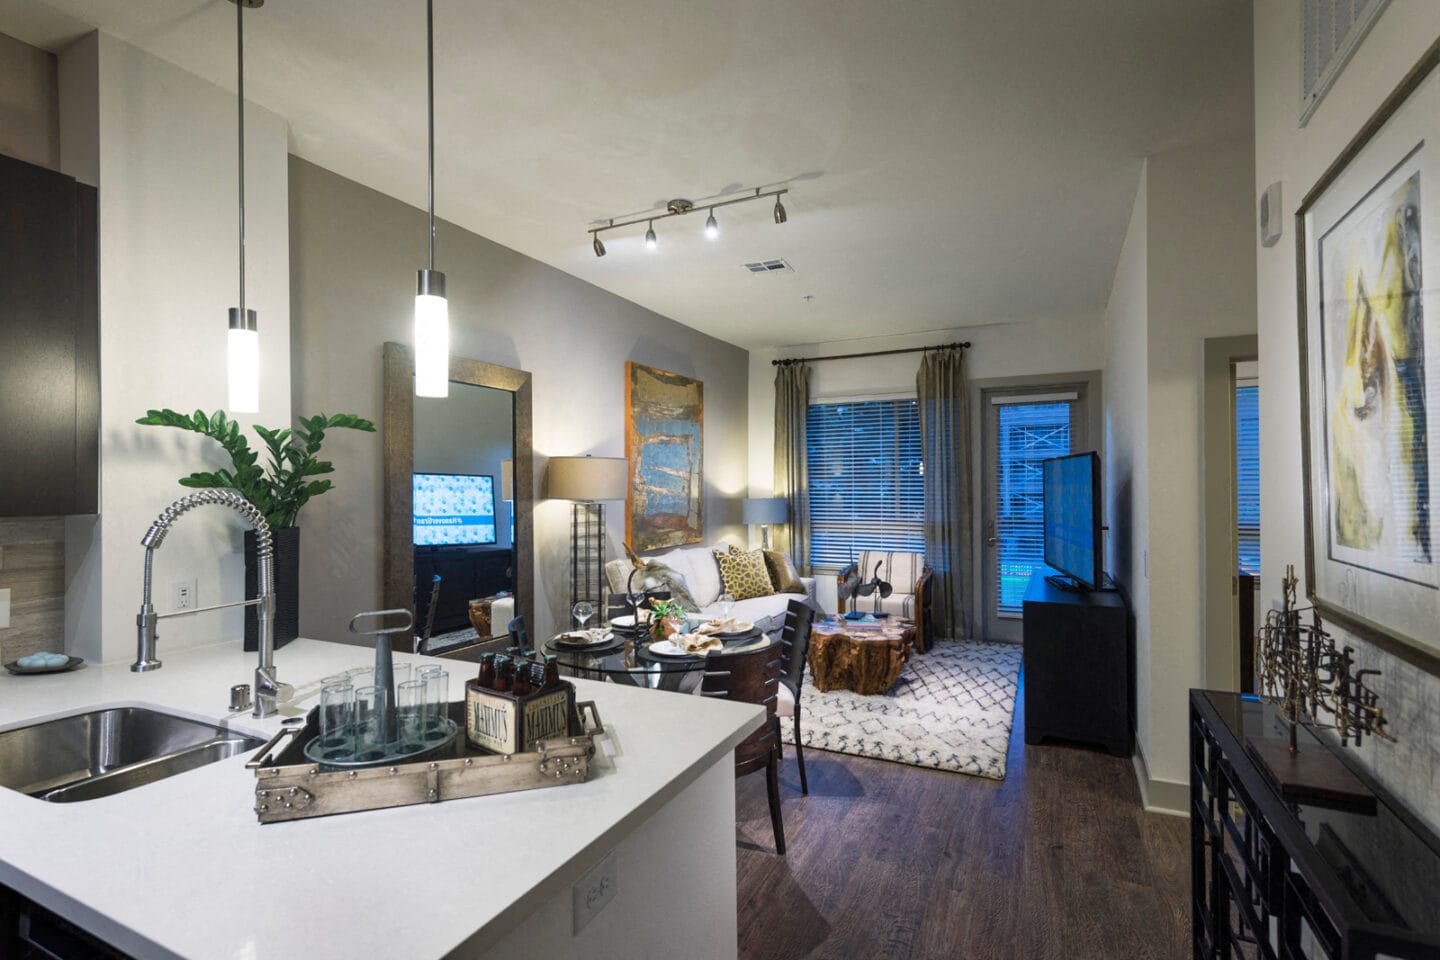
[743, 259, 794, 275]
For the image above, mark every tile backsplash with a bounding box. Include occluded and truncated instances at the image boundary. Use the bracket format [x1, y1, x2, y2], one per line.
[0, 517, 65, 662]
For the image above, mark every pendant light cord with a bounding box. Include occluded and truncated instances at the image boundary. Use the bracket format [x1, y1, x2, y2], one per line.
[236, 0, 246, 317]
[427, 0, 435, 271]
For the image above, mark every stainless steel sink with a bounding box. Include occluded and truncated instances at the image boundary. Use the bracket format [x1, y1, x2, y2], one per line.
[0, 706, 265, 802]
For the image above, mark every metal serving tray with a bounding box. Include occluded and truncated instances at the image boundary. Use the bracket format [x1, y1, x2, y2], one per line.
[247, 700, 603, 824]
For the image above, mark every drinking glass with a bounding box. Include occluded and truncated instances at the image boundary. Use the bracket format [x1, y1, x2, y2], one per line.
[420, 668, 449, 739]
[572, 600, 594, 632]
[353, 685, 385, 760]
[397, 680, 426, 749]
[392, 661, 412, 689]
[319, 680, 355, 760]
[717, 593, 735, 620]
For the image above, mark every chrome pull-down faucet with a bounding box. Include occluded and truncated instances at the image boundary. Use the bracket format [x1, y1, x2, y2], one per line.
[133, 489, 284, 718]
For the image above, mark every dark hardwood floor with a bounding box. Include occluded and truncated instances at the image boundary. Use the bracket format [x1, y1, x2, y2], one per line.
[734, 678, 1191, 960]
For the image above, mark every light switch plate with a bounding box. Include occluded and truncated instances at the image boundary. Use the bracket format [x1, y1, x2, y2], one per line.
[0, 588, 9, 629]
[572, 850, 617, 935]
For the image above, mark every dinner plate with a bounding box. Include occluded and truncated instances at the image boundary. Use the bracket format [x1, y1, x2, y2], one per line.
[640, 640, 707, 661]
[4, 655, 84, 675]
[550, 632, 623, 653]
[608, 612, 653, 629]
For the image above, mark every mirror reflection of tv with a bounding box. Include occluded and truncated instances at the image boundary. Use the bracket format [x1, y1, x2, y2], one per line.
[413, 472, 497, 546]
[1041, 451, 1103, 591]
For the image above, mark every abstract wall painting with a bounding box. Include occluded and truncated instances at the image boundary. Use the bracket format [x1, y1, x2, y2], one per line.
[1299, 40, 1440, 672]
[625, 363, 703, 552]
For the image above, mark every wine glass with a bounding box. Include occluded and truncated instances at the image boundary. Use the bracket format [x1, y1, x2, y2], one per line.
[572, 600, 594, 633]
[717, 593, 735, 621]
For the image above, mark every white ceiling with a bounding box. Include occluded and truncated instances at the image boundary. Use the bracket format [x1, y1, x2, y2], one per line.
[0, 0, 1252, 349]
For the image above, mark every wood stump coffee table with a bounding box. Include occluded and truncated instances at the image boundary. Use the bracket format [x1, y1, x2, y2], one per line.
[807, 617, 916, 695]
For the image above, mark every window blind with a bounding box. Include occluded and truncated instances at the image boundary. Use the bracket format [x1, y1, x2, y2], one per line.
[995, 401, 1072, 613]
[1235, 381, 1260, 576]
[805, 398, 924, 568]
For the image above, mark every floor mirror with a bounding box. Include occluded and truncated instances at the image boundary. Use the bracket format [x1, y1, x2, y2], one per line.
[381, 341, 534, 657]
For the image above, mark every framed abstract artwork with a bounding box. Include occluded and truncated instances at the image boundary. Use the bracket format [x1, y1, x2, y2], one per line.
[625, 362, 703, 551]
[1297, 39, 1440, 674]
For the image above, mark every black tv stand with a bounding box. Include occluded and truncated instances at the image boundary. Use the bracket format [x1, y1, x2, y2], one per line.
[1022, 569, 1133, 756]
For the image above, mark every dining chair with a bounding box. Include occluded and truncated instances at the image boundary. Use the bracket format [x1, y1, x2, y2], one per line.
[776, 598, 814, 794]
[700, 642, 787, 854]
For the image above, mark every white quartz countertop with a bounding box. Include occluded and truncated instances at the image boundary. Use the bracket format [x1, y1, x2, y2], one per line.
[0, 637, 763, 959]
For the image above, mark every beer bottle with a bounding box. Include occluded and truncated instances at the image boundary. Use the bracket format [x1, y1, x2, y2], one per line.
[543, 655, 560, 689]
[525, 659, 546, 692]
[477, 653, 496, 689]
[512, 661, 532, 697]
[493, 655, 513, 693]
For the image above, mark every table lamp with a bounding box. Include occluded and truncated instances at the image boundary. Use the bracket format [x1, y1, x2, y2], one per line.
[742, 497, 788, 550]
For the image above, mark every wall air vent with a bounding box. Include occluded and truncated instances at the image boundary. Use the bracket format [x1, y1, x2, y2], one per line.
[1301, 0, 1390, 126]
[743, 259, 794, 274]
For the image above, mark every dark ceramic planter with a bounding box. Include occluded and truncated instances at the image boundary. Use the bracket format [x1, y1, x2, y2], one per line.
[244, 526, 300, 651]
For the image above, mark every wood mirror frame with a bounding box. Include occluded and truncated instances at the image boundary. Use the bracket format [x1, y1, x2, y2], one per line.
[382, 341, 534, 655]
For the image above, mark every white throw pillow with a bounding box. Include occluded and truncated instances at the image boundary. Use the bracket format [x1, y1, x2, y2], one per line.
[683, 545, 724, 608]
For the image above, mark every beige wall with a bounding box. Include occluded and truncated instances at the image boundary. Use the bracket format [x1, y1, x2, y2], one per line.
[60, 33, 292, 663]
[0, 31, 58, 170]
[288, 157, 750, 644]
[1254, 0, 1440, 831]
[1102, 163, 1149, 779]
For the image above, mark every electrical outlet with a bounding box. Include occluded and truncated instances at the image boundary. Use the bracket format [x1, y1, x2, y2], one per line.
[171, 579, 198, 611]
[0, 588, 10, 629]
[572, 851, 617, 934]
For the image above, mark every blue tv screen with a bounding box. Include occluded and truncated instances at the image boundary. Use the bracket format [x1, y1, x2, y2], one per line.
[1042, 452, 1102, 590]
[413, 473, 497, 546]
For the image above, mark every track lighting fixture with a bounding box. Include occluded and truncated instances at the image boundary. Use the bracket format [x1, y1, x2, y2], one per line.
[587, 186, 789, 257]
[225, 0, 263, 414]
[413, 0, 448, 398]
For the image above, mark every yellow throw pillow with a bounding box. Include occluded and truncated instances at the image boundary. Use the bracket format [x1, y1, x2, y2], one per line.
[713, 546, 776, 601]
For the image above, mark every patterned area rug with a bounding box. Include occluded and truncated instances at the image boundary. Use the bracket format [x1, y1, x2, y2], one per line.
[781, 639, 1022, 780]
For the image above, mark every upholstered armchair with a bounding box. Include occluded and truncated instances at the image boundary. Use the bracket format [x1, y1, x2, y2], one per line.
[836, 550, 934, 652]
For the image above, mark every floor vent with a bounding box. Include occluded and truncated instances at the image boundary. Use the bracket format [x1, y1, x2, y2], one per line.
[743, 259, 794, 274]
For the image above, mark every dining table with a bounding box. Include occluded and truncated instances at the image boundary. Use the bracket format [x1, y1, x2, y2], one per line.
[543, 617, 778, 693]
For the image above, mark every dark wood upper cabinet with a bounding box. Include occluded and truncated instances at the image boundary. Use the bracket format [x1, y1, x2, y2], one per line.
[0, 153, 99, 517]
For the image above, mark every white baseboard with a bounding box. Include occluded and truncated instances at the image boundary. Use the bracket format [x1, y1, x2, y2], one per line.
[1132, 746, 1188, 817]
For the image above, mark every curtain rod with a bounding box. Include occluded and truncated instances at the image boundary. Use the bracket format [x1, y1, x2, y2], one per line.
[770, 341, 970, 366]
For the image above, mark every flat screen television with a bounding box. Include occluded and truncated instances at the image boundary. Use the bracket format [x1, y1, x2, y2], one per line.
[1041, 451, 1103, 591]
[413, 472, 497, 547]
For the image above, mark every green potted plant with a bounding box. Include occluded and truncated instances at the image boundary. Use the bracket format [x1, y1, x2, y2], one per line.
[136, 408, 376, 649]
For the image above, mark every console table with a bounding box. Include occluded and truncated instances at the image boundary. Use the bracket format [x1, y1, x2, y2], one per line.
[1189, 690, 1440, 959]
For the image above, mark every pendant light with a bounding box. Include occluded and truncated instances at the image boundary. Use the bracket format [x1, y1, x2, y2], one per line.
[414, 0, 449, 398]
[226, 0, 263, 413]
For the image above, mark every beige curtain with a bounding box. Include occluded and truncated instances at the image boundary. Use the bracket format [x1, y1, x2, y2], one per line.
[773, 362, 810, 574]
[917, 347, 973, 640]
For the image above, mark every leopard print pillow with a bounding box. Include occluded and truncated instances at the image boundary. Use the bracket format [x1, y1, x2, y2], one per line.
[712, 546, 776, 601]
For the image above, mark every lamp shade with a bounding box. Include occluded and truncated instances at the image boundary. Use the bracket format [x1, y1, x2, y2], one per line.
[742, 497, 788, 525]
[548, 456, 628, 501]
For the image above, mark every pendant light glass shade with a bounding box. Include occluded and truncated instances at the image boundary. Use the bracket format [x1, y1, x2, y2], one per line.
[227, 309, 259, 413]
[414, 269, 449, 398]
[414, 0, 449, 399]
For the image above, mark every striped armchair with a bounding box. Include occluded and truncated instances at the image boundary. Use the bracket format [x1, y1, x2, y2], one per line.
[837, 550, 934, 652]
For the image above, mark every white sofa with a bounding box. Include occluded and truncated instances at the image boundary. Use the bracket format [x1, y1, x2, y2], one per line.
[605, 542, 815, 636]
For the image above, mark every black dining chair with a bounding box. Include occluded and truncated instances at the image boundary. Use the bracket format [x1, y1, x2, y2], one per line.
[776, 598, 814, 794]
[700, 642, 787, 854]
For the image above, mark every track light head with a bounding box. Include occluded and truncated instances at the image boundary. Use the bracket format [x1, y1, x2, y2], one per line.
[645, 221, 657, 251]
[773, 196, 787, 224]
[593, 234, 606, 257]
[705, 209, 719, 240]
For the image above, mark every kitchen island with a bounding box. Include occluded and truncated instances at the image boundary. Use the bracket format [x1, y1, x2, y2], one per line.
[0, 637, 762, 959]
